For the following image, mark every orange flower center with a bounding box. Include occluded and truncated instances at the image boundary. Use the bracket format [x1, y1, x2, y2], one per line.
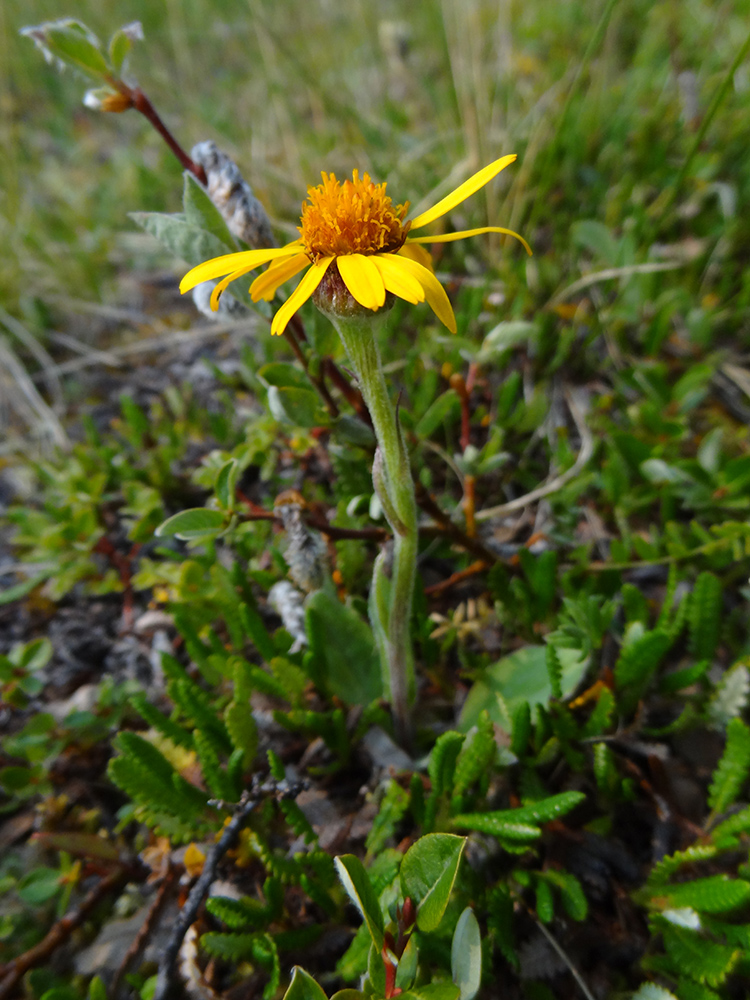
[299, 170, 410, 261]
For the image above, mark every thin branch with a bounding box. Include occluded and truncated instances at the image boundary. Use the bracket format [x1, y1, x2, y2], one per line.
[129, 87, 207, 185]
[152, 791, 259, 1000]
[475, 389, 593, 522]
[0, 865, 133, 999]
[111, 864, 178, 997]
[532, 917, 597, 1000]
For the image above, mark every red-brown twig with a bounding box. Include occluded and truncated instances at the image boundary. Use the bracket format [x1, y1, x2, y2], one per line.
[111, 863, 179, 997]
[0, 865, 134, 999]
[423, 560, 490, 598]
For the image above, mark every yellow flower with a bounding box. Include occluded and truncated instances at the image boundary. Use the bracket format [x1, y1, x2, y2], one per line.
[180, 155, 530, 336]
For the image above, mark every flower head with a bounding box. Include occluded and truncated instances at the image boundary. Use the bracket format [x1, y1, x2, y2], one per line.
[180, 155, 531, 335]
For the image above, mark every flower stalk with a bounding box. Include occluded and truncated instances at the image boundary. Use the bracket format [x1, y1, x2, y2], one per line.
[324, 310, 417, 745]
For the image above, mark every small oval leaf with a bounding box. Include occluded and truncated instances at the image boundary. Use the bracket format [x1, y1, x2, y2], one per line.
[400, 833, 466, 933]
[156, 507, 226, 540]
[451, 907, 481, 1000]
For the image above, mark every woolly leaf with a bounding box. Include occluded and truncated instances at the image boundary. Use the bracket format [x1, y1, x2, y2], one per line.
[335, 854, 384, 949]
[401, 834, 466, 932]
[707, 661, 750, 728]
[630, 986, 679, 1000]
[661, 875, 750, 914]
[688, 572, 722, 662]
[183, 172, 237, 251]
[708, 717, 750, 814]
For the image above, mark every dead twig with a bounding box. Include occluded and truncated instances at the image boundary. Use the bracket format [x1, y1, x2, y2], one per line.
[0, 865, 134, 999]
[111, 863, 179, 997]
[475, 389, 593, 522]
[151, 791, 259, 1000]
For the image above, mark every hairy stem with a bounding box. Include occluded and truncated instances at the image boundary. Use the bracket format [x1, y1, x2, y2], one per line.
[330, 314, 417, 746]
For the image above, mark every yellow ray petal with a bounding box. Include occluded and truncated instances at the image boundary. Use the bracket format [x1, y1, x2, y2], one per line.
[408, 226, 532, 256]
[209, 266, 251, 311]
[271, 257, 333, 336]
[391, 255, 457, 333]
[396, 242, 435, 271]
[408, 154, 517, 231]
[179, 244, 301, 294]
[371, 254, 425, 304]
[337, 254, 386, 311]
[250, 253, 310, 302]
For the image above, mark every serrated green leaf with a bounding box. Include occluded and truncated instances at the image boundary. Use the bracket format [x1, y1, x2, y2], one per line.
[661, 876, 750, 914]
[451, 907, 481, 1000]
[156, 507, 226, 540]
[334, 855, 384, 949]
[400, 833, 466, 932]
[688, 572, 722, 662]
[708, 717, 750, 814]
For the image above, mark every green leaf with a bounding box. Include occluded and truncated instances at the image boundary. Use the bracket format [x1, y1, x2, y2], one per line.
[0, 571, 50, 605]
[267, 386, 327, 428]
[399, 986, 460, 1000]
[304, 590, 382, 704]
[395, 935, 419, 991]
[108, 28, 132, 74]
[613, 628, 672, 707]
[400, 833, 466, 932]
[454, 791, 584, 832]
[215, 459, 239, 510]
[30, 20, 109, 78]
[17, 867, 61, 904]
[688, 572, 722, 662]
[661, 876, 750, 914]
[451, 907, 481, 1000]
[334, 855, 384, 949]
[708, 717, 750, 814]
[458, 645, 588, 731]
[88, 977, 108, 1000]
[415, 389, 461, 439]
[661, 925, 739, 987]
[258, 362, 312, 391]
[156, 507, 226, 540]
